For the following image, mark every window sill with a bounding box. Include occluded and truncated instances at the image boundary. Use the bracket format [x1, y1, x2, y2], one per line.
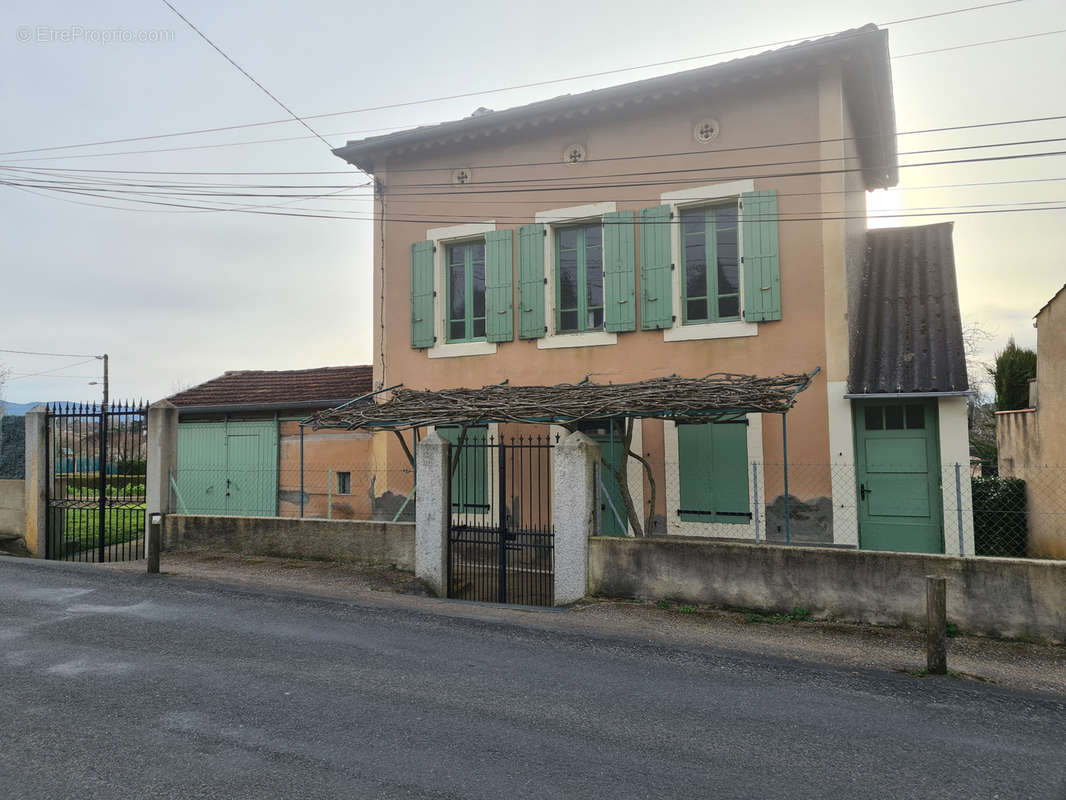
[663, 320, 757, 342]
[427, 341, 498, 359]
[536, 330, 618, 350]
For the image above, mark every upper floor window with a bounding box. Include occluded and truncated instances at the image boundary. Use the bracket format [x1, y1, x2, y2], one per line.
[447, 241, 486, 342]
[680, 204, 740, 324]
[556, 223, 605, 333]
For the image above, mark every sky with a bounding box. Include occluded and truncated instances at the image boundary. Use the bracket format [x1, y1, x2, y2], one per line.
[2, 0, 1064, 405]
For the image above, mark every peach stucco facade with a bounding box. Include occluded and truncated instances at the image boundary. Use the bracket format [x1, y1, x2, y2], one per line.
[356, 63, 865, 539]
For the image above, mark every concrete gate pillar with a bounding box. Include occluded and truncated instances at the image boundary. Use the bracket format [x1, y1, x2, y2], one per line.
[553, 431, 600, 606]
[146, 401, 179, 549]
[415, 432, 450, 596]
[23, 406, 48, 558]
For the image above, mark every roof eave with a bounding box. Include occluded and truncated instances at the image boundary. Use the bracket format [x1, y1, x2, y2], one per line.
[332, 25, 897, 181]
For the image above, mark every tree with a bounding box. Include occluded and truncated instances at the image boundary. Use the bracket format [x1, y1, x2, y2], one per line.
[988, 337, 1037, 412]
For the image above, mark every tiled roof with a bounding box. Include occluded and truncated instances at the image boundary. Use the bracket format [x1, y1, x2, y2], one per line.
[334, 25, 896, 189]
[167, 366, 373, 409]
[849, 223, 969, 395]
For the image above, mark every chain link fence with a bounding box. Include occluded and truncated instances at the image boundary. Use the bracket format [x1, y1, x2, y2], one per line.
[170, 464, 416, 523]
[657, 461, 1065, 559]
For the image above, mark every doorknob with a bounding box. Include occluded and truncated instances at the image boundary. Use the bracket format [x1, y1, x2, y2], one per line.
[860, 483, 873, 500]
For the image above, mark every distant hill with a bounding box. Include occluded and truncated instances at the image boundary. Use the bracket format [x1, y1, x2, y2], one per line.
[2, 401, 50, 416]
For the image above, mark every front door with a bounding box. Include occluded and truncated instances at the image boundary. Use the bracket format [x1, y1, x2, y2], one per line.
[854, 400, 942, 553]
[578, 421, 628, 537]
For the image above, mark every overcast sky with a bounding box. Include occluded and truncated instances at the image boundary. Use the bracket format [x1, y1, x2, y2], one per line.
[2, 0, 1064, 405]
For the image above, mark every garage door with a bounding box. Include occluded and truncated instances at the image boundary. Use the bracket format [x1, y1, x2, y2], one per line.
[176, 421, 278, 517]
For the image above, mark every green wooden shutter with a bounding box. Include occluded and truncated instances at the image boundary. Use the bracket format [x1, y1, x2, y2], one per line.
[517, 223, 546, 339]
[437, 427, 487, 511]
[640, 205, 673, 330]
[677, 421, 750, 523]
[410, 239, 435, 348]
[741, 190, 781, 322]
[677, 423, 714, 523]
[604, 210, 636, 332]
[485, 229, 514, 343]
[710, 422, 750, 521]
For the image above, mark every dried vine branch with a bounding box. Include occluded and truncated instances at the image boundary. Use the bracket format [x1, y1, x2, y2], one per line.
[309, 371, 816, 432]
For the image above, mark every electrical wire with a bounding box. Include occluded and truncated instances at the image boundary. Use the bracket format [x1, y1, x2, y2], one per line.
[0, 348, 102, 358]
[159, 0, 334, 149]
[0, 0, 1032, 159]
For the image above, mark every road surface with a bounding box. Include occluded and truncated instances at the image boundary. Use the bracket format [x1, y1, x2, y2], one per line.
[1, 557, 1063, 799]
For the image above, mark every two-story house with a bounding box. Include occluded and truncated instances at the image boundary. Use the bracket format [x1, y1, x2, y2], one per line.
[331, 24, 974, 554]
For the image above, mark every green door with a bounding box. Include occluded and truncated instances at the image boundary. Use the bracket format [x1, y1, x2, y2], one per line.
[579, 421, 628, 537]
[177, 420, 278, 517]
[436, 426, 489, 513]
[175, 423, 227, 514]
[854, 401, 942, 553]
[224, 425, 278, 516]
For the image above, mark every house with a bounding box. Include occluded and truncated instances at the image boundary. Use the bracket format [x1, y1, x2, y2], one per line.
[330, 24, 973, 553]
[996, 284, 1066, 558]
[166, 366, 410, 520]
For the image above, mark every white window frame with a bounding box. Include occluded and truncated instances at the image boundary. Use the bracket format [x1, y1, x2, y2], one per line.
[660, 180, 758, 342]
[535, 202, 618, 350]
[425, 222, 498, 359]
[431, 422, 501, 527]
[664, 414, 764, 539]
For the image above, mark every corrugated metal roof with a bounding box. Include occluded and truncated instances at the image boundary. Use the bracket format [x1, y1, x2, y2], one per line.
[168, 366, 373, 409]
[849, 223, 969, 395]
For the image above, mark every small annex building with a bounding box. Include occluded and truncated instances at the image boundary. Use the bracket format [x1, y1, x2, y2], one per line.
[167, 366, 375, 519]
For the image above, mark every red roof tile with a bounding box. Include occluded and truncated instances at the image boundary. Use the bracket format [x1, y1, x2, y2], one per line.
[168, 366, 373, 409]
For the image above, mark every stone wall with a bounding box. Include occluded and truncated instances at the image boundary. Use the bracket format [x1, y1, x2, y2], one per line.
[163, 514, 415, 570]
[0, 478, 27, 555]
[589, 536, 1066, 643]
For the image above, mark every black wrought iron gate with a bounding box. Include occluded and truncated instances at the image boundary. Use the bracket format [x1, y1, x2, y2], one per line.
[447, 435, 555, 606]
[45, 402, 148, 562]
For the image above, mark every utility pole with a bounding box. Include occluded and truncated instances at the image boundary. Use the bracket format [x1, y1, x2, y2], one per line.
[101, 353, 108, 408]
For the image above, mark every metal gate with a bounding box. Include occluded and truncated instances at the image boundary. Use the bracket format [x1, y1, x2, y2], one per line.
[46, 402, 148, 562]
[447, 435, 554, 606]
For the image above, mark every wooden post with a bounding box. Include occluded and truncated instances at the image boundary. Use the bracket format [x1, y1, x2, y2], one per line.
[926, 575, 947, 675]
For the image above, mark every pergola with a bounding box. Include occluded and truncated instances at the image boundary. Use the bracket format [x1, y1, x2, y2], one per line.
[305, 368, 820, 539]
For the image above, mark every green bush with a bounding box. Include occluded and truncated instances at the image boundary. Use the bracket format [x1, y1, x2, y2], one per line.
[0, 415, 25, 479]
[972, 476, 1027, 557]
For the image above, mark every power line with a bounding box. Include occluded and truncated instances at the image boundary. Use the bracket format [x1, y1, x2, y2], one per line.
[0, 0, 1031, 159]
[893, 27, 1066, 59]
[8, 103, 1066, 168]
[6, 126, 1066, 194]
[159, 0, 334, 150]
[0, 348, 102, 358]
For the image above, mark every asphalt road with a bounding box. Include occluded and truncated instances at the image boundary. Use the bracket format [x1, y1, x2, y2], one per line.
[1, 558, 1063, 800]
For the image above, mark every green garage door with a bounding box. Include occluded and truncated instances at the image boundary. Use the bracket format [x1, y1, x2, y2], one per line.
[176, 421, 278, 517]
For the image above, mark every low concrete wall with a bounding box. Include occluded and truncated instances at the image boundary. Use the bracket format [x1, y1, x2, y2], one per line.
[163, 514, 415, 570]
[0, 478, 26, 535]
[589, 537, 1066, 643]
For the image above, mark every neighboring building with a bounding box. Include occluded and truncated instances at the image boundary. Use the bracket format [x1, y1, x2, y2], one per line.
[997, 284, 1066, 558]
[331, 25, 973, 553]
[167, 366, 392, 520]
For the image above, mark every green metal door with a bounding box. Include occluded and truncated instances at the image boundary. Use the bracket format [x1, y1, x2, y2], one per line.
[579, 421, 628, 537]
[854, 401, 942, 553]
[176, 423, 227, 514]
[177, 420, 278, 517]
[224, 424, 278, 516]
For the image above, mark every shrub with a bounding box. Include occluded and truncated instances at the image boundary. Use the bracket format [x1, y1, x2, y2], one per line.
[971, 476, 1027, 557]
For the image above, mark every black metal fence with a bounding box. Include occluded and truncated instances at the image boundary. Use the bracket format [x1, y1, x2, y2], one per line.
[447, 436, 555, 606]
[46, 401, 147, 562]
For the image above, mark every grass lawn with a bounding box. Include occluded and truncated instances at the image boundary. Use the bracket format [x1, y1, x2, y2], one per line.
[57, 505, 144, 553]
